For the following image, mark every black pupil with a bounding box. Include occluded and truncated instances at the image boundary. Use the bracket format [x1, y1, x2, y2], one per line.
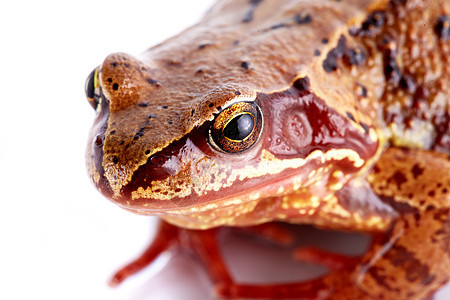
[86, 69, 96, 99]
[223, 113, 255, 141]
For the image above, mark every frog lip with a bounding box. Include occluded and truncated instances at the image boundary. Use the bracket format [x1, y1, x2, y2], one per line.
[112, 165, 325, 216]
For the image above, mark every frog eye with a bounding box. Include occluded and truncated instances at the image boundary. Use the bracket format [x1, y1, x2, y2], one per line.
[85, 67, 101, 112]
[209, 102, 263, 153]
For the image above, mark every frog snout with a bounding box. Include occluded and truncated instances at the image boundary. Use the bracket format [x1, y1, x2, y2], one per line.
[99, 53, 150, 113]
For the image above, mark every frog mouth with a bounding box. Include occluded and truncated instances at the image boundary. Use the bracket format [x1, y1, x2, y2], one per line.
[107, 145, 397, 232]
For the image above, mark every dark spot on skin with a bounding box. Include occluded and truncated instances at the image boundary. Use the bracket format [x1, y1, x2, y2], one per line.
[386, 245, 432, 284]
[321, 38, 329, 44]
[443, 188, 448, 194]
[138, 103, 149, 107]
[145, 150, 150, 155]
[111, 62, 118, 68]
[356, 11, 386, 36]
[372, 164, 380, 173]
[107, 78, 112, 83]
[322, 35, 347, 72]
[383, 44, 401, 83]
[134, 126, 146, 140]
[242, 0, 263, 23]
[346, 112, 356, 122]
[433, 210, 450, 224]
[113, 156, 118, 164]
[208, 103, 214, 108]
[112, 83, 119, 91]
[146, 78, 161, 86]
[119, 140, 125, 145]
[379, 196, 419, 213]
[167, 60, 182, 67]
[124, 63, 130, 68]
[428, 190, 436, 197]
[435, 15, 449, 40]
[294, 13, 312, 24]
[196, 68, 205, 74]
[411, 164, 424, 179]
[420, 274, 436, 285]
[399, 75, 416, 93]
[348, 26, 358, 36]
[314, 49, 320, 56]
[191, 109, 195, 116]
[263, 13, 313, 32]
[323, 55, 338, 72]
[110, 130, 116, 135]
[141, 66, 148, 71]
[389, 170, 408, 189]
[168, 120, 173, 125]
[434, 228, 447, 236]
[148, 114, 157, 119]
[412, 86, 430, 112]
[293, 77, 310, 91]
[368, 266, 398, 292]
[241, 61, 251, 70]
[234, 90, 241, 96]
[344, 48, 366, 66]
[391, 0, 407, 4]
[234, 40, 240, 46]
[114, 175, 118, 180]
[198, 43, 211, 50]
[268, 23, 286, 30]
[356, 83, 368, 97]
[162, 105, 168, 109]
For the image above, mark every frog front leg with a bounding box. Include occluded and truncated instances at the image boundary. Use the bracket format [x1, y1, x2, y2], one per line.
[357, 147, 450, 299]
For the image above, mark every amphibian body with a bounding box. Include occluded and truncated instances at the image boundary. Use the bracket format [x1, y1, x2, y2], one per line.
[85, 0, 450, 298]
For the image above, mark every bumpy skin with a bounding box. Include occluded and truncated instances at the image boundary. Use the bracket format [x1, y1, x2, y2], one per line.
[86, 0, 449, 299]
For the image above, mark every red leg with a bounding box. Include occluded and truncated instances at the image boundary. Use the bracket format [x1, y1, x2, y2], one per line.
[108, 220, 355, 298]
[108, 221, 179, 287]
[180, 226, 234, 286]
[109, 209, 450, 299]
[295, 247, 360, 271]
[236, 223, 295, 246]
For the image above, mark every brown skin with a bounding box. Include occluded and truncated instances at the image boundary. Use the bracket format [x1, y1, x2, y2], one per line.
[86, 0, 449, 298]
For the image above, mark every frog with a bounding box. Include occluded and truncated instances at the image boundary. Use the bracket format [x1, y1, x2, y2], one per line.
[85, 0, 450, 298]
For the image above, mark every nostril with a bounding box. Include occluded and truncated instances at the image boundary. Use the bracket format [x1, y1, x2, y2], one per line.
[94, 134, 104, 147]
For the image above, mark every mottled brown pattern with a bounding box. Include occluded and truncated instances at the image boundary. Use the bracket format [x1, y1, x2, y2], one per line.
[368, 147, 450, 211]
[353, 0, 450, 151]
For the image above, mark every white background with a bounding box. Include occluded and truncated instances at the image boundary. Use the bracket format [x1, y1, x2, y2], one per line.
[0, 1, 448, 299]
